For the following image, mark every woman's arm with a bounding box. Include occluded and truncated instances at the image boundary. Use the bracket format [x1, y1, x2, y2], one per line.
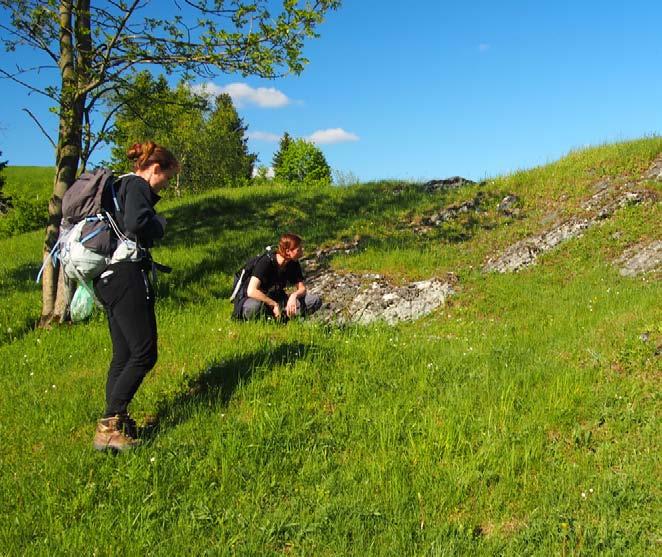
[246, 276, 281, 319]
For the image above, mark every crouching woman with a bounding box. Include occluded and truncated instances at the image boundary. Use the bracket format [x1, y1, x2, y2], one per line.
[238, 233, 322, 321]
[92, 141, 179, 451]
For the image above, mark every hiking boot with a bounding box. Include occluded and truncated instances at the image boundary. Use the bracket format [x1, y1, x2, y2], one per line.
[93, 416, 140, 452]
[117, 412, 138, 439]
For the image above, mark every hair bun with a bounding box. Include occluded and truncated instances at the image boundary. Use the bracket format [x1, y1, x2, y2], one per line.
[126, 140, 179, 172]
[127, 143, 143, 161]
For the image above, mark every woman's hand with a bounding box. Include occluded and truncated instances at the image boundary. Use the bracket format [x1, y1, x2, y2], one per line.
[286, 294, 299, 317]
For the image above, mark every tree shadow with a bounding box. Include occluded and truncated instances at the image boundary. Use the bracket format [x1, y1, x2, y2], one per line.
[144, 341, 312, 438]
[159, 183, 457, 252]
[0, 262, 41, 296]
[159, 194, 264, 249]
[0, 315, 39, 347]
[153, 183, 490, 304]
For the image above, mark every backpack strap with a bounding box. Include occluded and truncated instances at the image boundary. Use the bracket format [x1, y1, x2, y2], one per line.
[35, 241, 61, 283]
[110, 172, 133, 214]
[110, 180, 121, 213]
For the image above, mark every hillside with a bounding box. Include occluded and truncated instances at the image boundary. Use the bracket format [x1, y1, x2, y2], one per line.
[0, 138, 660, 555]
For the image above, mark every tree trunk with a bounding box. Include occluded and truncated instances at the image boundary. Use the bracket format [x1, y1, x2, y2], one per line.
[40, 0, 84, 326]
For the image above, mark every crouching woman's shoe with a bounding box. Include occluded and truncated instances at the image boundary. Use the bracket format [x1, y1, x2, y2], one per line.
[93, 416, 141, 452]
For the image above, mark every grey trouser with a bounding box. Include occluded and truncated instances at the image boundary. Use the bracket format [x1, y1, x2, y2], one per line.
[241, 292, 322, 320]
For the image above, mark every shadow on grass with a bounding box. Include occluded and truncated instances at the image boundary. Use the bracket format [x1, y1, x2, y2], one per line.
[145, 341, 310, 438]
[0, 262, 41, 296]
[0, 315, 39, 347]
[154, 183, 475, 304]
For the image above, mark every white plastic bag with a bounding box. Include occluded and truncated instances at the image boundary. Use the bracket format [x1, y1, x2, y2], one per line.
[70, 281, 95, 322]
[110, 238, 141, 264]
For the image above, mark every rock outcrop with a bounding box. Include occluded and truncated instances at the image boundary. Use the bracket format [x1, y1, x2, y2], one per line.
[422, 176, 476, 193]
[484, 157, 660, 273]
[497, 194, 521, 217]
[484, 219, 593, 273]
[307, 271, 456, 325]
[616, 240, 662, 277]
[302, 239, 456, 325]
[643, 153, 662, 180]
[412, 193, 484, 233]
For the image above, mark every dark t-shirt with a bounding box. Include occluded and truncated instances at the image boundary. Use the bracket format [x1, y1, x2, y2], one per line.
[252, 254, 304, 296]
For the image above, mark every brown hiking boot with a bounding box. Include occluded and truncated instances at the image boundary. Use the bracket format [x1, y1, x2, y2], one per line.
[117, 412, 138, 439]
[93, 416, 141, 452]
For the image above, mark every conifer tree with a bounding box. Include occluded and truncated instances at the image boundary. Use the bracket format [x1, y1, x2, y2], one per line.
[272, 132, 292, 174]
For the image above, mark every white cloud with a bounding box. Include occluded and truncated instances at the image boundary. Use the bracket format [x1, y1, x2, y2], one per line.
[307, 128, 359, 145]
[247, 131, 281, 142]
[191, 81, 291, 108]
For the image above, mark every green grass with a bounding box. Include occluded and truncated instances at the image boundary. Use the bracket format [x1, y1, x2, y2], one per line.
[2, 165, 54, 199]
[0, 138, 660, 555]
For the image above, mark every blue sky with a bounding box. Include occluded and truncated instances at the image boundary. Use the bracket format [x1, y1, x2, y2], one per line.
[1, 1, 661, 181]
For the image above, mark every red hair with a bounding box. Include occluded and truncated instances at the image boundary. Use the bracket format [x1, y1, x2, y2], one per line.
[127, 141, 179, 173]
[278, 233, 302, 257]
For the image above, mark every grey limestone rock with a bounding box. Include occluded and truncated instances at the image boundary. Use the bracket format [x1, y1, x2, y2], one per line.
[485, 184, 654, 273]
[307, 271, 455, 325]
[616, 240, 662, 277]
[422, 176, 476, 193]
[643, 153, 662, 180]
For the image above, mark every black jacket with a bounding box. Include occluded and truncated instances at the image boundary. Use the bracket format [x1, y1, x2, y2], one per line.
[114, 174, 164, 248]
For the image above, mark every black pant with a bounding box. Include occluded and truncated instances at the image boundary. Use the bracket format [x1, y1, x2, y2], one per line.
[94, 261, 157, 417]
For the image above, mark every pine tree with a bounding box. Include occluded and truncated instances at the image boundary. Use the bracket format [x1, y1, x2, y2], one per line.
[272, 132, 292, 174]
[198, 93, 257, 188]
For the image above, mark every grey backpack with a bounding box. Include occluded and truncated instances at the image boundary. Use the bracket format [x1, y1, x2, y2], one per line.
[37, 168, 130, 288]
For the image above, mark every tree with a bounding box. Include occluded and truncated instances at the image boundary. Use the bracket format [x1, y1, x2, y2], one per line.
[107, 71, 207, 193]
[109, 75, 255, 191]
[0, 152, 10, 214]
[107, 72, 209, 173]
[0, 0, 341, 325]
[272, 132, 292, 174]
[276, 138, 331, 185]
[193, 92, 256, 189]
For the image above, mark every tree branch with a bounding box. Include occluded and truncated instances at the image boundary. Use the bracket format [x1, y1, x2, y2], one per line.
[77, 0, 142, 97]
[85, 101, 125, 157]
[0, 68, 59, 100]
[22, 108, 56, 149]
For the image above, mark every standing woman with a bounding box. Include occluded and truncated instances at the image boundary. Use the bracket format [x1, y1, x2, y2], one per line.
[93, 141, 179, 451]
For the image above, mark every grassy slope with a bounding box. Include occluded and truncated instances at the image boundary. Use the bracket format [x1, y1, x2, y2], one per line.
[0, 139, 660, 555]
[2, 165, 54, 198]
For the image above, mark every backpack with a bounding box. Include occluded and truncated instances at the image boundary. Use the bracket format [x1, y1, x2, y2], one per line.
[37, 168, 130, 294]
[230, 247, 273, 318]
